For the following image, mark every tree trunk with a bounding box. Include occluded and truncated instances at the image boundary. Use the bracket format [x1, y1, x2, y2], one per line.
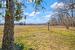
[48, 22, 50, 31]
[2, 0, 15, 50]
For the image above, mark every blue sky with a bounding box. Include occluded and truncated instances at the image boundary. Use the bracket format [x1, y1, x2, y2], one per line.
[0, 0, 63, 24]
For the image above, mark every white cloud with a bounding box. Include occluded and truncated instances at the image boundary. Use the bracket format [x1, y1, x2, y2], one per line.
[51, 2, 58, 9]
[29, 11, 40, 16]
[2, 1, 6, 7]
[42, 14, 52, 21]
[28, 0, 33, 2]
[45, 14, 51, 18]
[24, 12, 29, 15]
[50, 2, 64, 9]
[24, 11, 40, 16]
[28, 0, 35, 3]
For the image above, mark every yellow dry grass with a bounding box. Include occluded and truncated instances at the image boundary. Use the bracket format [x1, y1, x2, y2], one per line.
[0, 25, 75, 50]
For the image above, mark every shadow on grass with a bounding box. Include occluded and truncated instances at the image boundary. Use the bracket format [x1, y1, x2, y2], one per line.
[15, 43, 24, 50]
[0, 48, 1, 50]
[69, 29, 75, 31]
[0, 43, 34, 50]
[15, 43, 34, 50]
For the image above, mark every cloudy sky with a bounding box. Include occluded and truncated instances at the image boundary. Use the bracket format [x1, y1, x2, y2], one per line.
[0, 0, 64, 24]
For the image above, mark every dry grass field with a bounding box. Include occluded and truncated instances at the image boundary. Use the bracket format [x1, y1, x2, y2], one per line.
[0, 25, 75, 50]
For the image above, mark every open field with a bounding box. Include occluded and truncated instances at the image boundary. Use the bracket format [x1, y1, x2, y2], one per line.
[0, 25, 75, 50]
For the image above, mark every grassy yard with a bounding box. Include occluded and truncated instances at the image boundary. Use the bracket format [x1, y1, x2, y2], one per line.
[0, 25, 75, 50]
